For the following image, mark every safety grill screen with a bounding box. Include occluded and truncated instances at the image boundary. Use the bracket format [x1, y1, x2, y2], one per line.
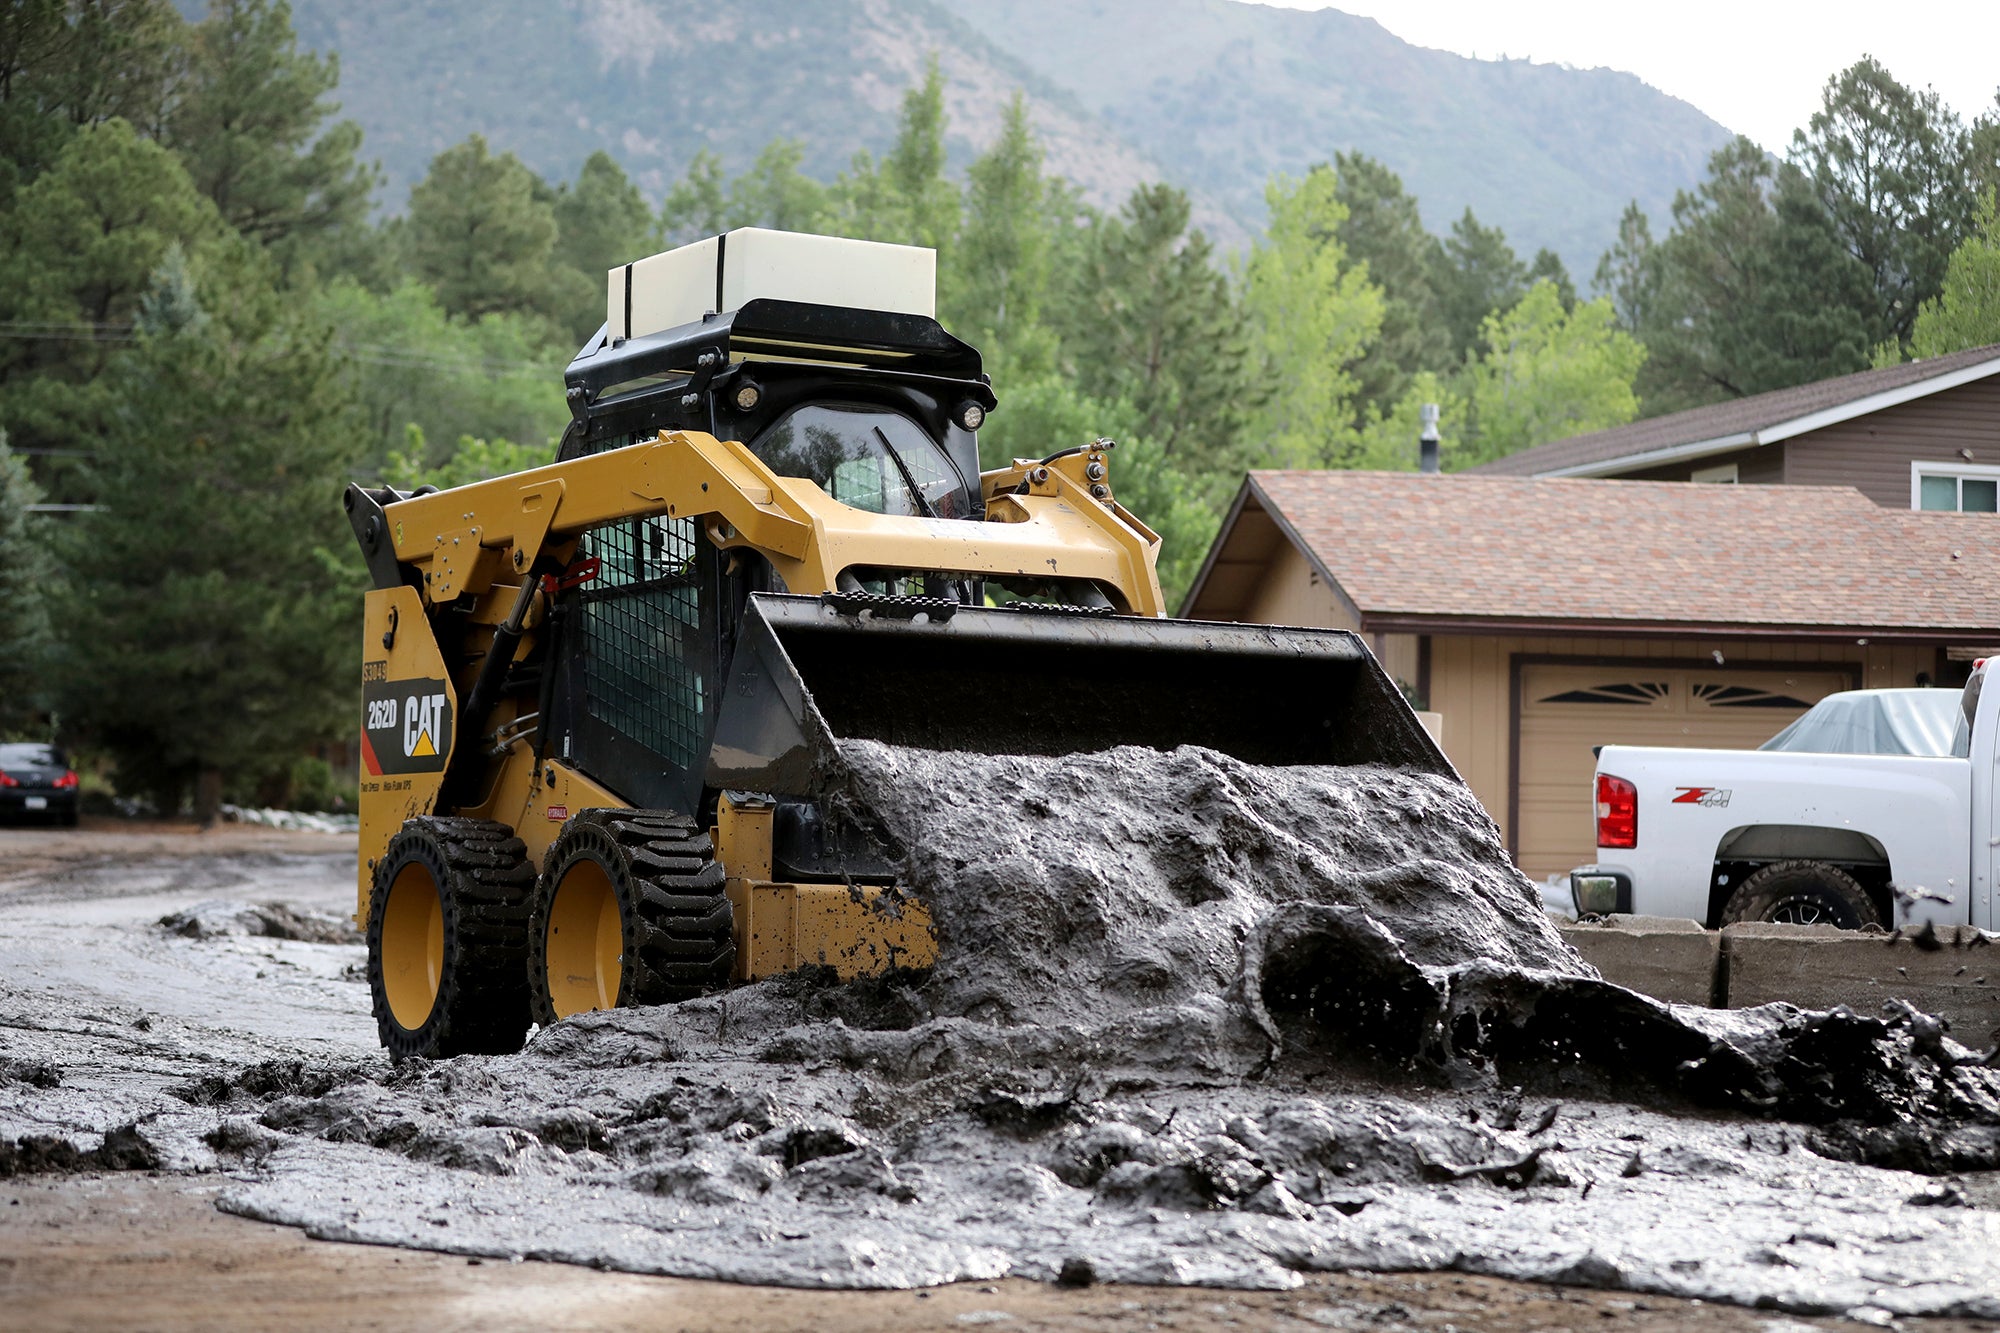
[575, 515, 706, 774]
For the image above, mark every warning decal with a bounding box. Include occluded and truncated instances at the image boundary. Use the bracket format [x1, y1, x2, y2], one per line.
[361, 678, 454, 776]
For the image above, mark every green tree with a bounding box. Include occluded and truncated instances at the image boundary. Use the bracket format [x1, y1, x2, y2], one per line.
[404, 134, 569, 325]
[973, 373, 1214, 604]
[1792, 57, 1979, 350]
[383, 430, 547, 491]
[0, 0, 186, 204]
[1525, 248, 1576, 310]
[0, 431, 52, 735]
[659, 148, 727, 245]
[1908, 189, 2000, 358]
[1050, 183, 1254, 480]
[58, 255, 361, 819]
[833, 57, 959, 248]
[1353, 369, 1467, 471]
[164, 0, 375, 265]
[0, 118, 225, 461]
[724, 138, 829, 233]
[309, 278, 567, 473]
[1638, 138, 1872, 411]
[946, 93, 1050, 363]
[1435, 207, 1526, 359]
[1239, 165, 1384, 467]
[1461, 282, 1644, 464]
[1331, 151, 1451, 413]
[1592, 200, 1656, 331]
[553, 149, 655, 338]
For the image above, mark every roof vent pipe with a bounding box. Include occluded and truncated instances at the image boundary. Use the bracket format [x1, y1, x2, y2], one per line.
[1419, 402, 1440, 474]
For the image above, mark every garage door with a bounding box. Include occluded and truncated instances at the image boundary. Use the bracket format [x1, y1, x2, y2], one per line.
[1514, 664, 1851, 880]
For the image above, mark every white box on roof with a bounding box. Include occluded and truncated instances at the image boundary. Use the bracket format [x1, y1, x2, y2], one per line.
[607, 228, 935, 341]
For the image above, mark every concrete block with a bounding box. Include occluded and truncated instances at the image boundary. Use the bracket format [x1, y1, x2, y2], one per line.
[1722, 922, 2000, 1045]
[1558, 914, 1720, 1008]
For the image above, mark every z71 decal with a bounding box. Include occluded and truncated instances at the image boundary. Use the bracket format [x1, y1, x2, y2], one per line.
[1672, 786, 1732, 808]
[360, 677, 453, 775]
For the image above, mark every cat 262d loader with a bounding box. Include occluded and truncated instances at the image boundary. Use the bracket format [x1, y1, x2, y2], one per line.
[343, 227, 1448, 1059]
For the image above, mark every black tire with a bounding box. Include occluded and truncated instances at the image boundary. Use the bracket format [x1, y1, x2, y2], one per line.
[1720, 859, 1880, 930]
[528, 808, 733, 1026]
[366, 816, 536, 1059]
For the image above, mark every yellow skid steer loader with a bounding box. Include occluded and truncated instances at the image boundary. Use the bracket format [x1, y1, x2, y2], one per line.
[343, 228, 1448, 1059]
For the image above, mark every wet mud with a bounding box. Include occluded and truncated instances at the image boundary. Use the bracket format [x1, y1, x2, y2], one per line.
[10, 747, 2000, 1318]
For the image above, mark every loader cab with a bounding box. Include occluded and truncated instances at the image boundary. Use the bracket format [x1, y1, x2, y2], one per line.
[543, 229, 992, 869]
[559, 228, 992, 524]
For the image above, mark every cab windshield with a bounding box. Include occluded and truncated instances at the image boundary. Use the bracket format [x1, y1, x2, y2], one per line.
[751, 405, 971, 520]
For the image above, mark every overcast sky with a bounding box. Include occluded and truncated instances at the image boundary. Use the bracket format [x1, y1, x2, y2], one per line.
[1253, 1, 1999, 152]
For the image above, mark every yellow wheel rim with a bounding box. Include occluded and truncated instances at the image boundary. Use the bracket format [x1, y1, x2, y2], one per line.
[545, 857, 623, 1018]
[381, 860, 444, 1030]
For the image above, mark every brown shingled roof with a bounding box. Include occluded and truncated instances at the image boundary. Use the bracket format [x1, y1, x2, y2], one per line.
[1468, 344, 2000, 478]
[1198, 471, 2000, 637]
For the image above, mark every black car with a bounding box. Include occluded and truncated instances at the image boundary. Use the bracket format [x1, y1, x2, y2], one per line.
[0, 742, 79, 825]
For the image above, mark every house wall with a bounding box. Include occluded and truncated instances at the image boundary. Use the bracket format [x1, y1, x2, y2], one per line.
[1239, 539, 1355, 629]
[1621, 442, 1786, 485]
[1783, 376, 2000, 507]
[1424, 633, 1944, 875]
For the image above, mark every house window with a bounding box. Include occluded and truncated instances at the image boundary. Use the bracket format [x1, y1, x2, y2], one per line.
[1690, 462, 1739, 483]
[1912, 462, 2000, 513]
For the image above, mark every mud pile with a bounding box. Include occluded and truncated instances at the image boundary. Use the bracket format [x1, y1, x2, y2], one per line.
[12, 744, 2000, 1315]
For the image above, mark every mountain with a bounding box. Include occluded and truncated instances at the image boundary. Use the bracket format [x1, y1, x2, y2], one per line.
[937, 0, 1737, 274]
[279, 0, 1736, 272]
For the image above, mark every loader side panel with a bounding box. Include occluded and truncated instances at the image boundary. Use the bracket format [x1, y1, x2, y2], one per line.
[356, 585, 457, 923]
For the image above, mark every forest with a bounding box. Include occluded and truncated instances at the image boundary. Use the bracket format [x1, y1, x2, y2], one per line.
[1, 0, 1998, 815]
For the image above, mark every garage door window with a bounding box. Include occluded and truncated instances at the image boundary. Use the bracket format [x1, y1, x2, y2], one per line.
[1514, 665, 1849, 881]
[1690, 681, 1813, 709]
[1536, 681, 1669, 706]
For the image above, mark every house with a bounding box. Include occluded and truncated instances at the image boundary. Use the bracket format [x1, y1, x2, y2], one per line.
[1181, 471, 2000, 880]
[1469, 344, 2000, 512]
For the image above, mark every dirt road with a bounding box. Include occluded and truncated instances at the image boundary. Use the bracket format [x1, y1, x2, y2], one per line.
[0, 821, 1992, 1331]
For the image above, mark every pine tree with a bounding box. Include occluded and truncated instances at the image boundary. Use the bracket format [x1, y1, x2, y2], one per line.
[405, 134, 565, 324]
[165, 0, 376, 266]
[1331, 151, 1452, 413]
[553, 150, 655, 338]
[1792, 57, 1979, 350]
[1050, 183, 1255, 478]
[0, 0, 186, 204]
[58, 255, 361, 818]
[0, 431, 52, 735]
[1640, 139, 1873, 410]
[1434, 207, 1527, 360]
[0, 118, 226, 465]
[1592, 200, 1656, 332]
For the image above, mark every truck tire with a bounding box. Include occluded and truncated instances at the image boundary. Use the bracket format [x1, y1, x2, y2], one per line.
[1720, 859, 1881, 930]
[528, 808, 734, 1025]
[367, 817, 536, 1059]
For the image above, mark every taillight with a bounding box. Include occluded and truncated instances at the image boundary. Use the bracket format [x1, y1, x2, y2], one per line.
[0, 772, 15, 788]
[1596, 773, 1638, 849]
[54, 771, 78, 790]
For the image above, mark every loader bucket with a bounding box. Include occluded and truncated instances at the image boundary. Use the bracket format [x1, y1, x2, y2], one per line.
[706, 593, 1452, 797]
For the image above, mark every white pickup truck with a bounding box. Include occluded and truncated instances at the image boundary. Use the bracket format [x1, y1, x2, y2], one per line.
[1571, 678, 1984, 930]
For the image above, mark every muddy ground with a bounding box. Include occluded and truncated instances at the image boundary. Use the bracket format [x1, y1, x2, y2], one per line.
[5, 765, 2000, 1330]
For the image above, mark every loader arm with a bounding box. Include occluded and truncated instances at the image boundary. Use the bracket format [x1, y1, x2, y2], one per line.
[372, 430, 1165, 616]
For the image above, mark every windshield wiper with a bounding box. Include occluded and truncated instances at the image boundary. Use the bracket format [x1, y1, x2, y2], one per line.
[873, 425, 940, 520]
